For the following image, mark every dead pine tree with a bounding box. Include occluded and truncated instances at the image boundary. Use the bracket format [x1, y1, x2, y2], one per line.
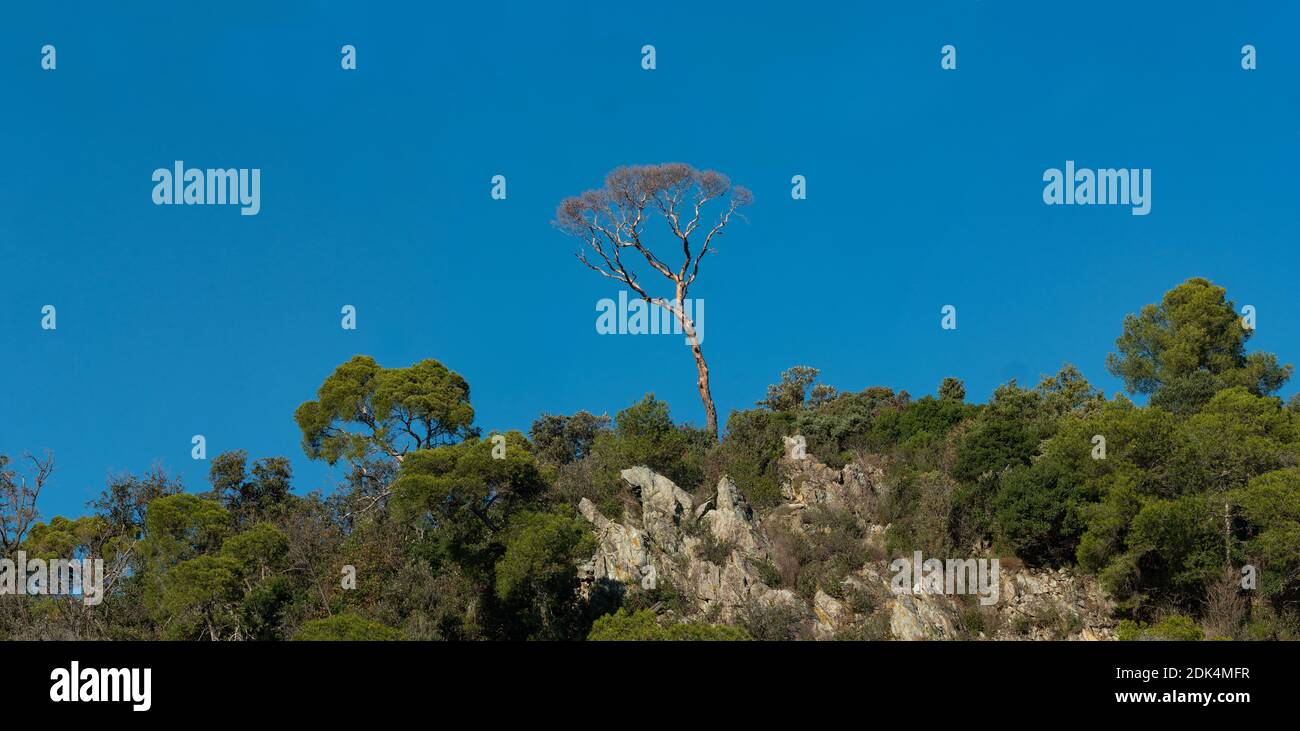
[554, 164, 752, 439]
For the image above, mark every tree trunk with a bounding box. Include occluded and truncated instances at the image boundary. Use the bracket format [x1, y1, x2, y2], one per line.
[676, 300, 718, 439]
[1224, 499, 1232, 563]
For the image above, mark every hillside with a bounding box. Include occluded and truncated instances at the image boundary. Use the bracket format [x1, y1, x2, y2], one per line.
[2, 277, 1297, 642]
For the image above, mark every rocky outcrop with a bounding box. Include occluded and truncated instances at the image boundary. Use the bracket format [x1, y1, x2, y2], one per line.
[701, 476, 762, 555]
[621, 465, 693, 550]
[890, 591, 961, 640]
[812, 589, 850, 640]
[579, 497, 655, 589]
[779, 445, 885, 517]
[578, 443, 1117, 640]
[992, 566, 1117, 641]
[579, 468, 806, 624]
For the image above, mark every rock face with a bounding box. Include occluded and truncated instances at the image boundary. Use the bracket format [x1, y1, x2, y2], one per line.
[890, 591, 960, 641]
[992, 567, 1117, 641]
[812, 590, 850, 640]
[579, 498, 655, 589]
[622, 465, 693, 550]
[578, 441, 1117, 640]
[702, 476, 762, 555]
[580, 469, 801, 624]
[782, 435, 807, 461]
[779, 446, 885, 516]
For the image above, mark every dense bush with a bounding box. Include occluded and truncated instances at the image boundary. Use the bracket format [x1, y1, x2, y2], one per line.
[294, 613, 404, 641]
[995, 461, 1082, 567]
[704, 408, 791, 509]
[587, 609, 750, 641]
[1116, 614, 1205, 641]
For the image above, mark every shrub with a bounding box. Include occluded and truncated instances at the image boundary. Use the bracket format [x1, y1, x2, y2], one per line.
[706, 408, 790, 510]
[785, 506, 870, 600]
[738, 598, 806, 641]
[294, 613, 404, 641]
[696, 532, 736, 565]
[953, 417, 1036, 484]
[994, 461, 1082, 567]
[529, 411, 609, 466]
[1117, 614, 1204, 641]
[587, 609, 750, 641]
[747, 557, 783, 588]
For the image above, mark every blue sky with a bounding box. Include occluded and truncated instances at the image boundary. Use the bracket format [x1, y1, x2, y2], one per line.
[2, 1, 1297, 518]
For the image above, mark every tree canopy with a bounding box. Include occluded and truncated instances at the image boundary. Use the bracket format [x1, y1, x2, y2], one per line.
[295, 356, 477, 465]
[1107, 277, 1292, 413]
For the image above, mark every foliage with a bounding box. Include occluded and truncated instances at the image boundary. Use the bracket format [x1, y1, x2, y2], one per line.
[7, 278, 1300, 641]
[1232, 467, 1300, 600]
[587, 609, 750, 641]
[995, 461, 1082, 567]
[207, 451, 292, 526]
[554, 395, 708, 517]
[1107, 277, 1291, 412]
[294, 613, 404, 641]
[493, 511, 596, 640]
[529, 411, 609, 466]
[1116, 614, 1205, 641]
[295, 356, 478, 465]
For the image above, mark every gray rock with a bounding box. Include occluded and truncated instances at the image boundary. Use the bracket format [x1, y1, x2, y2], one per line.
[578, 454, 1117, 641]
[578, 497, 653, 588]
[702, 475, 762, 555]
[621, 466, 693, 549]
[812, 589, 850, 640]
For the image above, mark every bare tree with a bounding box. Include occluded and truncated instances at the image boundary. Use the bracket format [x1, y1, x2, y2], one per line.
[1202, 565, 1247, 640]
[0, 452, 54, 556]
[555, 164, 752, 438]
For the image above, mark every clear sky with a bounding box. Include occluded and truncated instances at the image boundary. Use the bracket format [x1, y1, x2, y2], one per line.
[3, 1, 1297, 519]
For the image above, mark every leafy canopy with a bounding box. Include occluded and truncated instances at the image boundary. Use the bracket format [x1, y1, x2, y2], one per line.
[295, 356, 477, 465]
[1107, 277, 1291, 413]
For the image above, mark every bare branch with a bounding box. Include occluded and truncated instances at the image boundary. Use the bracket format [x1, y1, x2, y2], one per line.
[553, 164, 752, 438]
[0, 451, 54, 555]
